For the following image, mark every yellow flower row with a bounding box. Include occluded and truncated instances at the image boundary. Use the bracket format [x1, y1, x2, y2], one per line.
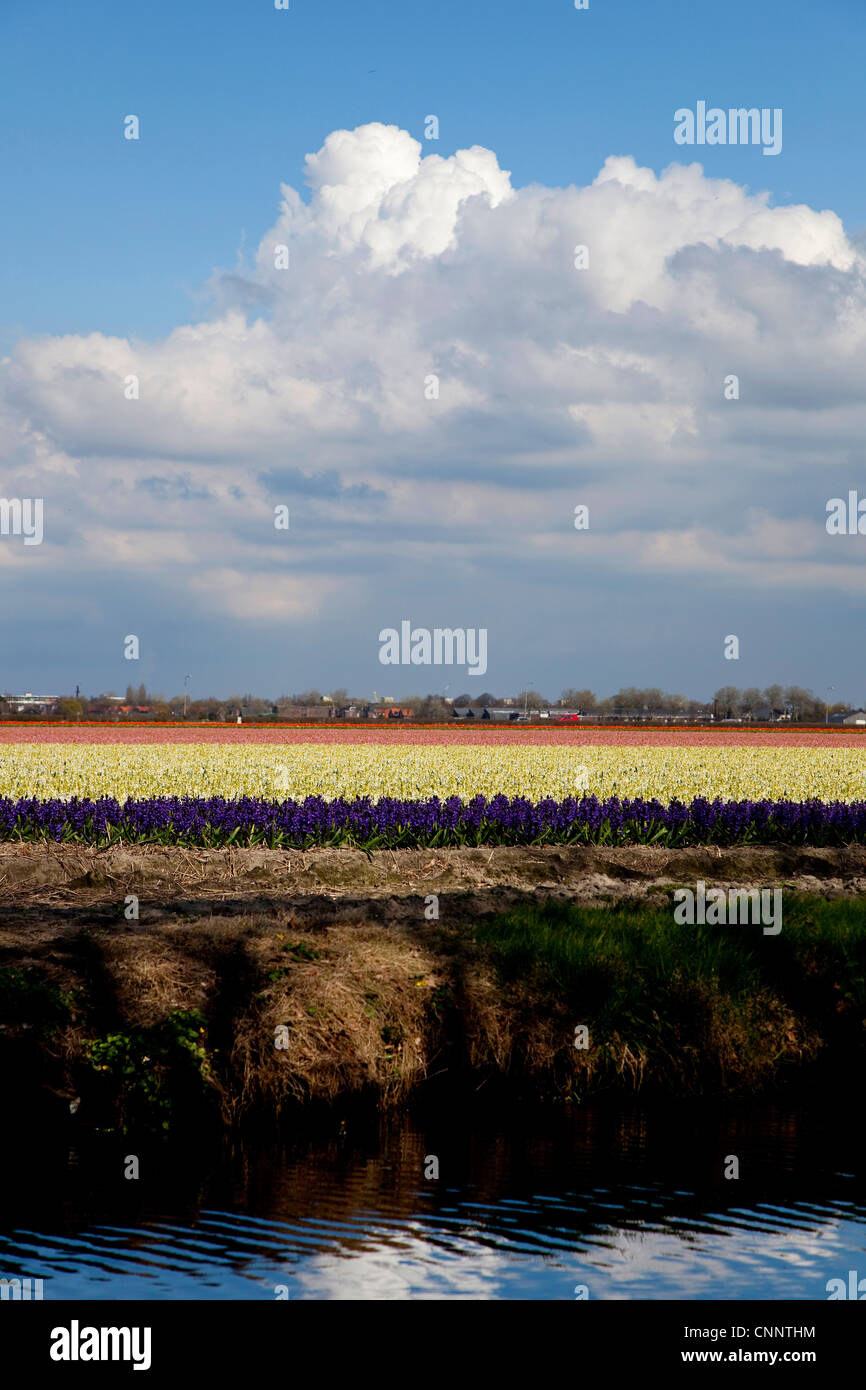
[0, 744, 863, 803]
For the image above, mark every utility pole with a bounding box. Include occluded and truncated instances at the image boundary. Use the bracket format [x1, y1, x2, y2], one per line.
[184, 674, 191, 718]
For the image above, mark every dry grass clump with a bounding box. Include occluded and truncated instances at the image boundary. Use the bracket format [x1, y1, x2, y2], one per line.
[230, 920, 447, 1113]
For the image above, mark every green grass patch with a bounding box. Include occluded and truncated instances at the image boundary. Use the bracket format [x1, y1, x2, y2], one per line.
[280, 941, 321, 961]
[472, 895, 866, 1093]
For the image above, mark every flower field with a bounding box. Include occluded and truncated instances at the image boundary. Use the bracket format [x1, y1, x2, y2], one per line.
[3, 792, 866, 849]
[0, 725, 863, 746]
[0, 742, 863, 847]
[0, 743, 864, 803]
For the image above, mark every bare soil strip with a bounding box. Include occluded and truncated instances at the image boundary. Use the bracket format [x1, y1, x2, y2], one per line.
[3, 842, 866, 910]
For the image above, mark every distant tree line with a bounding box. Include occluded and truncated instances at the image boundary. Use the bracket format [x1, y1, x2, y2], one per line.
[451, 685, 848, 721]
[0, 683, 854, 722]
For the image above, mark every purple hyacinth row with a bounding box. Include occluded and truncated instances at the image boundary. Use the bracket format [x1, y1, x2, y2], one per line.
[0, 794, 864, 847]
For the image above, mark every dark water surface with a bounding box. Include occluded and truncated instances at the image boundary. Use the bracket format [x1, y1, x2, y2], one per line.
[2, 1098, 863, 1300]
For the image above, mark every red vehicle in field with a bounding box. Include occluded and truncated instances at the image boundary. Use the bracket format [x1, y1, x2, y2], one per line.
[556, 714, 581, 723]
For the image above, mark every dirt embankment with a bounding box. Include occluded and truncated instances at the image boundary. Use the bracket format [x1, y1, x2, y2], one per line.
[2, 843, 865, 1131]
[4, 840, 866, 908]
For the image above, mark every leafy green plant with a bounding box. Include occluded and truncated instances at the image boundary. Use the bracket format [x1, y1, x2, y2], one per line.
[281, 941, 321, 961]
[86, 1009, 211, 1133]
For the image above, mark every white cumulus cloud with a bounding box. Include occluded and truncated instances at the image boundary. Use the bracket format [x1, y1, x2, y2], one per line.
[2, 122, 865, 689]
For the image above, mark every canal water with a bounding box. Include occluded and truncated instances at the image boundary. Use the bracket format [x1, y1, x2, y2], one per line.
[2, 1097, 863, 1300]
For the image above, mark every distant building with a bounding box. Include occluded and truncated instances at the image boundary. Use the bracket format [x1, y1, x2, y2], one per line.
[343, 702, 416, 720]
[4, 693, 58, 713]
[270, 705, 335, 721]
[843, 710, 866, 726]
[452, 706, 525, 721]
[751, 707, 787, 723]
[86, 701, 123, 717]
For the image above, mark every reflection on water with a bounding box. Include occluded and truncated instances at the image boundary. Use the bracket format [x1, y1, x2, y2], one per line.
[1, 1099, 863, 1300]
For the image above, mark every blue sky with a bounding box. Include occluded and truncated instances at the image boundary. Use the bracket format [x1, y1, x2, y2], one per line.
[1, 0, 865, 702]
[2, 0, 863, 347]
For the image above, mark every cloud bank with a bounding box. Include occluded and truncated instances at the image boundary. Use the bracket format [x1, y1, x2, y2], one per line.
[2, 123, 865, 691]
